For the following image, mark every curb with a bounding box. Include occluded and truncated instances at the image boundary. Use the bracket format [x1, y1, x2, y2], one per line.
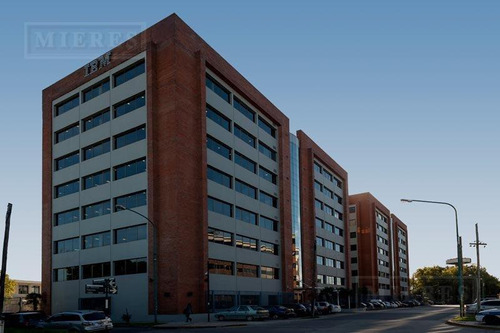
[447, 319, 500, 330]
[153, 323, 247, 329]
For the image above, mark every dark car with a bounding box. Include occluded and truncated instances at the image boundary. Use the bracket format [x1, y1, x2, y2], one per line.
[263, 305, 296, 319]
[3, 311, 47, 328]
[283, 303, 308, 316]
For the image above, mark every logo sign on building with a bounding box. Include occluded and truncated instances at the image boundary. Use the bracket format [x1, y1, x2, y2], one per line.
[84, 51, 111, 77]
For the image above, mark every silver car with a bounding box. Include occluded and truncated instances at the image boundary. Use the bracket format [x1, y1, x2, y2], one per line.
[216, 305, 269, 321]
[39, 310, 113, 332]
[476, 309, 500, 325]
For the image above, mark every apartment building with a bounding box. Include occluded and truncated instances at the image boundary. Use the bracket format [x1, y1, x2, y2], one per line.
[391, 214, 410, 299]
[348, 193, 410, 301]
[294, 131, 350, 300]
[42, 14, 294, 321]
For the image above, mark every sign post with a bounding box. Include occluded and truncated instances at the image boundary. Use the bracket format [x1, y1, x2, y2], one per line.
[85, 278, 117, 316]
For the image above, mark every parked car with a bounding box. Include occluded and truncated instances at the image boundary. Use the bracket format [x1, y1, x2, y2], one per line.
[282, 303, 308, 316]
[263, 305, 296, 319]
[3, 311, 47, 328]
[369, 300, 385, 309]
[37, 310, 112, 332]
[216, 305, 269, 321]
[303, 303, 318, 315]
[466, 300, 500, 314]
[475, 309, 500, 325]
[330, 304, 342, 313]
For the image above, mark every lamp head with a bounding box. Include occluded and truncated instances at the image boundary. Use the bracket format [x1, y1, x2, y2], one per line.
[400, 199, 413, 203]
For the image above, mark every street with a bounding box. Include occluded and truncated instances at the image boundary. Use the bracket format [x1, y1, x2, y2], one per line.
[112, 306, 495, 333]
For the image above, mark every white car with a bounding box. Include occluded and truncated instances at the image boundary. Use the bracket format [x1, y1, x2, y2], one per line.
[466, 300, 500, 314]
[475, 309, 500, 325]
[38, 311, 113, 332]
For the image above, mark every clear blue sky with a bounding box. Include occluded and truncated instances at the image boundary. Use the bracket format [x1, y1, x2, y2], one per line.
[0, 0, 499, 281]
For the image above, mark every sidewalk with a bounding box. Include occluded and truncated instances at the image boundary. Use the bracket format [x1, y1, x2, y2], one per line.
[447, 319, 500, 330]
[154, 321, 247, 329]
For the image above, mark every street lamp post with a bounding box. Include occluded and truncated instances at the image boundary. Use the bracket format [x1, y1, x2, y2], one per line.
[401, 198, 464, 317]
[116, 205, 158, 323]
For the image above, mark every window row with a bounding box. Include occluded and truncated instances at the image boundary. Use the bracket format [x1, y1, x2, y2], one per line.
[206, 75, 277, 138]
[54, 158, 146, 198]
[376, 223, 388, 234]
[376, 211, 388, 223]
[376, 235, 389, 246]
[313, 162, 343, 189]
[315, 218, 344, 237]
[314, 181, 343, 204]
[206, 137, 278, 185]
[378, 271, 390, 278]
[378, 259, 390, 267]
[316, 255, 345, 269]
[316, 274, 345, 286]
[377, 247, 389, 256]
[55, 93, 146, 145]
[54, 190, 146, 226]
[315, 200, 343, 221]
[207, 197, 279, 231]
[208, 228, 279, 255]
[55, 126, 146, 171]
[54, 60, 145, 117]
[316, 237, 344, 253]
[53, 257, 147, 281]
[54, 224, 147, 254]
[208, 259, 279, 279]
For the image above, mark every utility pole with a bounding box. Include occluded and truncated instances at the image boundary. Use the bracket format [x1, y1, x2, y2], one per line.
[0, 203, 13, 315]
[469, 223, 486, 314]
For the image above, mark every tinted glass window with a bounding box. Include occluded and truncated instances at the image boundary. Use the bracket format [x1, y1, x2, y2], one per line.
[83, 200, 111, 219]
[83, 109, 110, 132]
[259, 167, 277, 184]
[258, 142, 276, 161]
[115, 224, 147, 244]
[207, 136, 232, 159]
[234, 124, 255, 148]
[235, 152, 256, 173]
[56, 151, 79, 170]
[114, 60, 145, 86]
[82, 170, 110, 190]
[114, 191, 147, 211]
[114, 126, 146, 149]
[258, 117, 276, 137]
[235, 207, 257, 225]
[206, 75, 230, 102]
[56, 123, 80, 143]
[206, 105, 231, 131]
[260, 191, 277, 207]
[83, 231, 111, 249]
[114, 157, 146, 180]
[55, 208, 79, 226]
[83, 140, 110, 160]
[233, 97, 255, 122]
[55, 179, 79, 198]
[83, 80, 110, 102]
[207, 166, 232, 188]
[56, 95, 79, 116]
[235, 180, 257, 199]
[208, 197, 232, 217]
[114, 93, 145, 118]
[83, 312, 106, 321]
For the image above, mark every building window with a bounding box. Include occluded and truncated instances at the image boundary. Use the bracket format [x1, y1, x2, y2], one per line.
[82, 169, 110, 190]
[83, 139, 110, 161]
[55, 179, 79, 198]
[334, 177, 343, 189]
[82, 262, 111, 279]
[233, 97, 255, 122]
[314, 181, 322, 192]
[316, 237, 323, 247]
[334, 226, 344, 237]
[82, 108, 110, 132]
[55, 151, 79, 171]
[324, 204, 333, 216]
[235, 179, 257, 199]
[259, 191, 277, 208]
[54, 266, 79, 282]
[261, 266, 279, 280]
[114, 191, 147, 211]
[114, 60, 145, 87]
[323, 187, 333, 199]
[114, 258, 147, 276]
[208, 259, 233, 275]
[258, 141, 276, 161]
[315, 218, 323, 229]
[351, 244, 357, 251]
[83, 231, 111, 249]
[82, 200, 111, 220]
[260, 241, 278, 255]
[316, 274, 325, 284]
[32, 286, 40, 294]
[350, 232, 357, 238]
[324, 222, 333, 233]
[258, 117, 276, 138]
[334, 210, 344, 221]
[207, 166, 232, 188]
[208, 197, 232, 217]
[234, 124, 256, 148]
[317, 256, 324, 265]
[114, 225, 146, 244]
[260, 216, 278, 231]
[325, 258, 334, 267]
[235, 234, 258, 251]
[259, 167, 277, 184]
[334, 194, 343, 205]
[314, 162, 322, 173]
[335, 243, 344, 253]
[235, 207, 257, 225]
[315, 199, 323, 211]
[114, 125, 146, 149]
[324, 240, 334, 250]
[114, 157, 146, 180]
[336, 260, 344, 269]
[206, 75, 230, 103]
[206, 104, 231, 131]
[114, 93, 145, 118]
[208, 228, 233, 246]
[55, 208, 79, 226]
[235, 152, 256, 173]
[83, 79, 110, 102]
[207, 136, 232, 160]
[55, 123, 80, 143]
[54, 237, 79, 254]
[349, 206, 356, 213]
[323, 170, 333, 182]
[55, 94, 79, 116]
[237, 263, 259, 278]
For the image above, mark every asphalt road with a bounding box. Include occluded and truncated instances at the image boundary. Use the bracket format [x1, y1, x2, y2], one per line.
[114, 306, 496, 333]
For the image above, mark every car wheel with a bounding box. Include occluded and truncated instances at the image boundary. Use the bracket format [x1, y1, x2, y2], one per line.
[246, 316, 254, 321]
[218, 315, 225, 321]
[272, 314, 278, 320]
[484, 316, 499, 325]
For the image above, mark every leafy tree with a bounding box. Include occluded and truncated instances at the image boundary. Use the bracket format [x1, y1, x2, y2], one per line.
[411, 265, 500, 304]
[3, 273, 15, 298]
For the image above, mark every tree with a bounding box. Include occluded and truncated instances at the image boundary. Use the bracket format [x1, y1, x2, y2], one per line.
[411, 265, 500, 304]
[3, 273, 16, 298]
[25, 293, 42, 311]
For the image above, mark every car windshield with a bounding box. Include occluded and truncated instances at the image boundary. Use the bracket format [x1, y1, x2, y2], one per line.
[82, 312, 106, 321]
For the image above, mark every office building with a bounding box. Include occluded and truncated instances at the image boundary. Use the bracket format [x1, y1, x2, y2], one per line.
[391, 214, 410, 299]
